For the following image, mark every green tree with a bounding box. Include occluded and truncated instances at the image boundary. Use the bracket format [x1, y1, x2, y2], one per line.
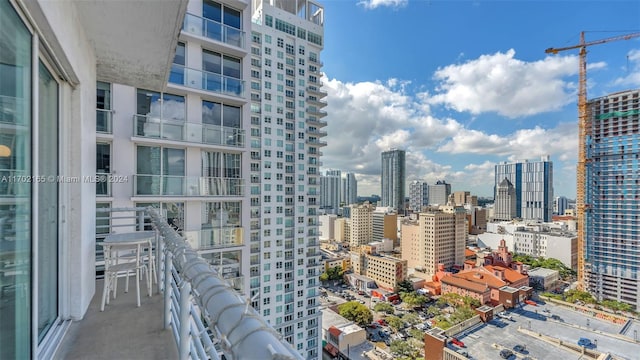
[385, 315, 404, 332]
[390, 340, 420, 359]
[427, 305, 441, 317]
[374, 302, 395, 314]
[402, 312, 421, 325]
[326, 266, 344, 281]
[401, 292, 428, 307]
[564, 290, 596, 304]
[337, 301, 373, 326]
[408, 328, 425, 341]
[319, 272, 329, 282]
[397, 279, 415, 294]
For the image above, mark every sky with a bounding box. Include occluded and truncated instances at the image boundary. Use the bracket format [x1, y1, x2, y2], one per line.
[317, 0, 640, 199]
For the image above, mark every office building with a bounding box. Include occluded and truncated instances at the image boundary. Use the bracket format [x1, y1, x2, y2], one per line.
[249, 1, 326, 356]
[494, 156, 553, 222]
[554, 195, 569, 215]
[342, 172, 357, 206]
[400, 206, 466, 277]
[428, 180, 451, 206]
[320, 170, 341, 214]
[380, 149, 406, 211]
[351, 247, 407, 292]
[494, 178, 517, 221]
[372, 207, 397, 242]
[453, 191, 477, 206]
[409, 180, 429, 211]
[347, 203, 373, 248]
[584, 90, 640, 310]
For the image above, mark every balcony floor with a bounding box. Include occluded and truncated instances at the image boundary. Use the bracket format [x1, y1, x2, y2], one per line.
[54, 279, 177, 360]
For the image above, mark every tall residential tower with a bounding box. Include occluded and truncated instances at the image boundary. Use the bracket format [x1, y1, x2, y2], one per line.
[381, 149, 406, 211]
[584, 90, 640, 310]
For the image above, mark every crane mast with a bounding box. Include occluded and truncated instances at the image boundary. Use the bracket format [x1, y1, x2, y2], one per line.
[545, 31, 640, 291]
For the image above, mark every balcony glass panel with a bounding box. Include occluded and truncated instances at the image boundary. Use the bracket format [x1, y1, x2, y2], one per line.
[183, 11, 243, 48]
[133, 175, 244, 196]
[169, 64, 244, 98]
[185, 227, 244, 250]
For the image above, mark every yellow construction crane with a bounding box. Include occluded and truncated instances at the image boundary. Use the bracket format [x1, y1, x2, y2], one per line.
[545, 31, 640, 290]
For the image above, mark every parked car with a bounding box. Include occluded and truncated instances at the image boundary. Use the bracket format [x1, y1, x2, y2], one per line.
[524, 299, 537, 306]
[513, 344, 526, 353]
[450, 337, 465, 348]
[500, 349, 513, 359]
[578, 338, 595, 348]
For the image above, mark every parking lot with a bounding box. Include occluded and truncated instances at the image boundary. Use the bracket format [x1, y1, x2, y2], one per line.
[455, 302, 638, 360]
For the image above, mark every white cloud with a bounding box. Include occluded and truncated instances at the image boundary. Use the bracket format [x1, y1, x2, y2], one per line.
[438, 122, 578, 162]
[429, 49, 586, 118]
[612, 48, 640, 86]
[358, 0, 408, 10]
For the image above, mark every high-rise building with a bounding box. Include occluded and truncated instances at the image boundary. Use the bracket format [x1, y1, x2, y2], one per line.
[409, 180, 429, 211]
[342, 172, 358, 206]
[250, 1, 326, 356]
[554, 196, 569, 215]
[584, 89, 640, 310]
[494, 156, 553, 222]
[372, 208, 398, 242]
[401, 206, 467, 277]
[428, 180, 451, 206]
[494, 178, 517, 221]
[348, 203, 374, 248]
[381, 149, 406, 211]
[320, 170, 341, 214]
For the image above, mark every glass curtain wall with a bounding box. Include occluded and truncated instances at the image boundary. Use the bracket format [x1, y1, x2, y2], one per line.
[37, 61, 58, 342]
[0, 2, 32, 358]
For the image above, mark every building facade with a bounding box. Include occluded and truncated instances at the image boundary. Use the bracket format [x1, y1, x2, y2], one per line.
[371, 207, 397, 242]
[380, 149, 406, 211]
[585, 90, 640, 310]
[554, 195, 568, 215]
[494, 156, 553, 222]
[320, 169, 341, 214]
[0, 0, 188, 357]
[428, 180, 451, 206]
[342, 172, 357, 206]
[409, 180, 428, 211]
[493, 178, 517, 221]
[400, 207, 466, 277]
[249, 1, 326, 356]
[348, 203, 373, 248]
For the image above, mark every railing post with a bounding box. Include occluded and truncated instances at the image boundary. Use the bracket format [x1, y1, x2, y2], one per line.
[179, 281, 192, 360]
[156, 232, 162, 291]
[138, 210, 145, 231]
[164, 251, 172, 330]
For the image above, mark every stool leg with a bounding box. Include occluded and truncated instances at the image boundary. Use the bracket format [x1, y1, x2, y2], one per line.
[136, 268, 141, 307]
[100, 275, 110, 311]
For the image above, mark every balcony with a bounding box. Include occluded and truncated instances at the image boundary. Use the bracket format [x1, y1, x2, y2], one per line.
[168, 64, 245, 98]
[306, 117, 327, 127]
[184, 227, 244, 250]
[95, 173, 112, 197]
[96, 109, 113, 134]
[182, 13, 245, 49]
[133, 115, 245, 147]
[306, 96, 327, 108]
[307, 128, 327, 137]
[306, 85, 327, 98]
[133, 175, 244, 197]
[305, 138, 327, 147]
[306, 107, 327, 118]
[58, 208, 302, 360]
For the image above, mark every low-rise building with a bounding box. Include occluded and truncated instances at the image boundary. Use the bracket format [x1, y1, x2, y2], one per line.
[351, 247, 407, 292]
[322, 309, 367, 358]
[528, 267, 560, 291]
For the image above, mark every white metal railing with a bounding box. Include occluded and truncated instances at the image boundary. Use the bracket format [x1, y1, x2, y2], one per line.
[147, 208, 304, 360]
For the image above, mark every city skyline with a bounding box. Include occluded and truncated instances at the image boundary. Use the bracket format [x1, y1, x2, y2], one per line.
[318, 0, 640, 198]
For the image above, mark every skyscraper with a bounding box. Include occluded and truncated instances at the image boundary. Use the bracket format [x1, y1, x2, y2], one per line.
[494, 178, 517, 221]
[342, 172, 358, 206]
[584, 89, 640, 310]
[409, 180, 429, 211]
[249, 1, 326, 356]
[320, 170, 341, 214]
[494, 156, 553, 222]
[381, 149, 406, 211]
[428, 180, 451, 206]
[554, 196, 569, 215]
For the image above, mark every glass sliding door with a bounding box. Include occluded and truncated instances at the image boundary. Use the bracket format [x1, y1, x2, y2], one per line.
[96, 81, 111, 133]
[0, 1, 32, 358]
[37, 61, 58, 343]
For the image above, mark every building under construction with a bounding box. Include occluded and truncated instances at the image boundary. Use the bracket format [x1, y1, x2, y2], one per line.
[584, 89, 640, 310]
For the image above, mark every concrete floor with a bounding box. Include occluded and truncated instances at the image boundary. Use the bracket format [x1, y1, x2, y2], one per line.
[54, 278, 177, 360]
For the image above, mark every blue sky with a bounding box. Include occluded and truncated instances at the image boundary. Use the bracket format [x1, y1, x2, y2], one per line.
[317, 0, 640, 198]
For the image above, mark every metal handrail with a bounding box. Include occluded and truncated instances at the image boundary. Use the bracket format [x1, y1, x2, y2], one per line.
[148, 208, 304, 360]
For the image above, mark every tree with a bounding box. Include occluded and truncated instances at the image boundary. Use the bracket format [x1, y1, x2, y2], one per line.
[374, 302, 395, 314]
[337, 301, 372, 326]
[401, 292, 428, 307]
[319, 272, 329, 282]
[402, 312, 421, 326]
[397, 279, 415, 294]
[427, 305, 441, 317]
[385, 315, 404, 332]
[408, 328, 425, 341]
[390, 340, 420, 359]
